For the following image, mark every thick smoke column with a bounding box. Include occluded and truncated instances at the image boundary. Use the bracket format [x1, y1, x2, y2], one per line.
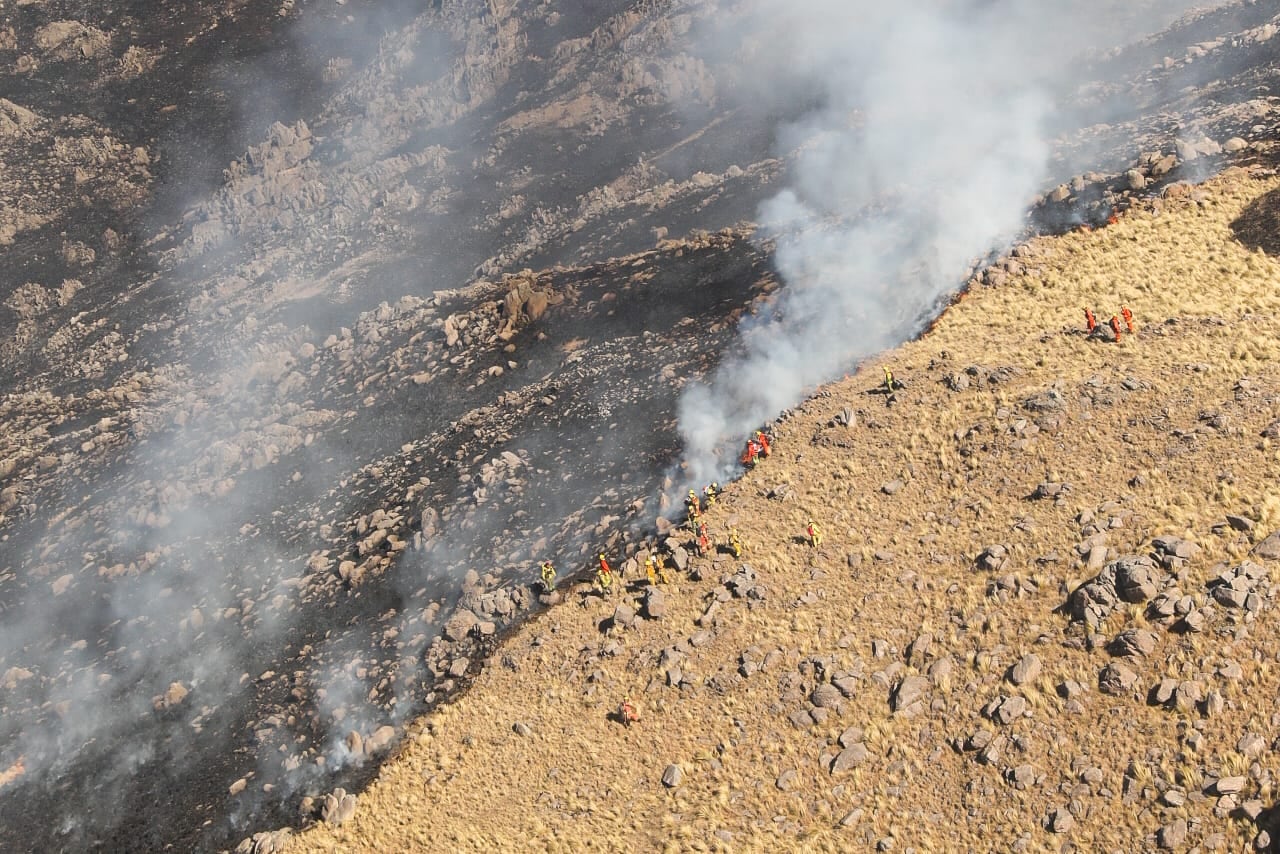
[678, 0, 1205, 483]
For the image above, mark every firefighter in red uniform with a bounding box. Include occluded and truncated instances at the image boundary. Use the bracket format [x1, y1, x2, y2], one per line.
[696, 522, 711, 557]
[619, 696, 640, 726]
[741, 439, 760, 468]
[755, 430, 771, 458]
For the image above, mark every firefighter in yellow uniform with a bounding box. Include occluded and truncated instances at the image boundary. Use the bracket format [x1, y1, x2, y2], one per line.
[597, 554, 614, 594]
[727, 528, 744, 559]
[806, 519, 822, 549]
[539, 560, 557, 592]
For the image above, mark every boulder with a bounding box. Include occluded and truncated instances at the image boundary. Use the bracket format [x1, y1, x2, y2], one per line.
[1099, 661, 1138, 696]
[891, 675, 929, 713]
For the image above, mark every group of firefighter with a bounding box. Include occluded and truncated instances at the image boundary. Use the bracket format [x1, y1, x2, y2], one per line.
[1083, 305, 1136, 342]
[535, 426, 823, 603]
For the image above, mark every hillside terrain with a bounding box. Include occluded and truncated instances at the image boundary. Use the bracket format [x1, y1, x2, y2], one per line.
[1, 0, 1280, 851]
[280, 163, 1280, 853]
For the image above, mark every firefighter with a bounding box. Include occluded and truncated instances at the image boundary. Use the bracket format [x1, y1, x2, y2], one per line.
[696, 522, 711, 557]
[883, 367, 902, 394]
[1109, 315, 1122, 342]
[703, 482, 719, 506]
[1122, 306, 1135, 333]
[686, 489, 702, 519]
[645, 554, 660, 585]
[596, 553, 614, 593]
[619, 696, 640, 727]
[1084, 308, 1097, 332]
[727, 527, 744, 559]
[539, 560, 557, 592]
[755, 430, 771, 458]
[741, 439, 760, 468]
[806, 519, 822, 549]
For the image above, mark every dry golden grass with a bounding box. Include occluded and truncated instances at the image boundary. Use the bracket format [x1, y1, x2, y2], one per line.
[282, 164, 1280, 853]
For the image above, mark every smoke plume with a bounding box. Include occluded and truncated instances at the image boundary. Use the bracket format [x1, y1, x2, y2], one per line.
[678, 0, 1213, 485]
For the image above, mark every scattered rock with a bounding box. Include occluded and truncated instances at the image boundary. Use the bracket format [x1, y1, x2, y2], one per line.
[661, 764, 683, 788]
[1008, 653, 1041, 685]
[811, 683, 843, 710]
[1213, 775, 1245, 795]
[1109, 628, 1158, 657]
[891, 675, 929, 714]
[321, 788, 357, 826]
[642, 587, 668, 620]
[1047, 807, 1074, 833]
[830, 744, 869, 773]
[976, 544, 1010, 572]
[1252, 531, 1280, 560]
[1099, 661, 1138, 696]
[1158, 818, 1187, 849]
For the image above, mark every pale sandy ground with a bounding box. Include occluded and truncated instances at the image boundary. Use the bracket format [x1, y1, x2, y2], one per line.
[279, 162, 1280, 853]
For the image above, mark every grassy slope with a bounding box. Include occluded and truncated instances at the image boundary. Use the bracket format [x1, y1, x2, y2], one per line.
[282, 164, 1280, 852]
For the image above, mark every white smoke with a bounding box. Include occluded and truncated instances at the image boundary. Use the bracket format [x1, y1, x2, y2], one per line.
[677, 0, 1214, 485]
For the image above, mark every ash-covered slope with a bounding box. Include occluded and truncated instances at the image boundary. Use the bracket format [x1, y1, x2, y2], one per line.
[0, 0, 1279, 851]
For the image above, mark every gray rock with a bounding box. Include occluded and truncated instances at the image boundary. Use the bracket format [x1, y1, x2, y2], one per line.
[642, 588, 668, 620]
[891, 675, 929, 713]
[662, 764, 684, 788]
[612, 603, 637, 629]
[1153, 678, 1177, 706]
[976, 544, 1009, 572]
[839, 808, 864, 828]
[1213, 586, 1248, 608]
[831, 744, 869, 773]
[1158, 818, 1187, 850]
[1009, 653, 1041, 686]
[1110, 628, 1157, 657]
[775, 769, 797, 791]
[1227, 514, 1255, 532]
[1114, 557, 1160, 603]
[513, 721, 532, 737]
[811, 683, 843, 709]
[1253, 530, 1280, 560]
[1007, 763, 1037, 789]
[1237, 732, 1266, 758]
[1224, 137, 1249, 153]
[1125, 169, 1147, 191]
[442, 608, 479, 641]
[1214, 775, 1245, 795]
[321, 788, 357, 826]
[1048, 807, 1074, 833]
[838, 726, 864, 749]
[833, 675, 859, 697]
[881, 479, 903, 495]
[447, 656, 470, 678]
[1099, 661, 1138, 696]
[994, 694, 1027, 725]
[789, 709, 814, 730]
